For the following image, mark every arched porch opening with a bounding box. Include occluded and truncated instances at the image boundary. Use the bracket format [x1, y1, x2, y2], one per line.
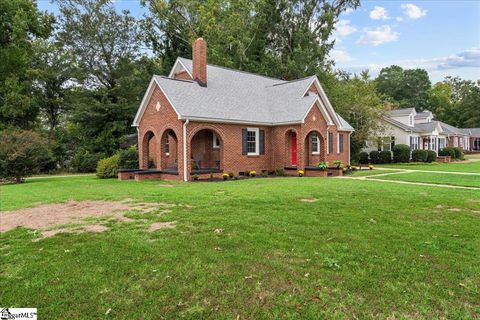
[141, 130, 158, 169]
[160, 129, 179, 171]
[285, 129, 298, 167]
[190, 129, 223, 172]
[304, 130, 325, 167]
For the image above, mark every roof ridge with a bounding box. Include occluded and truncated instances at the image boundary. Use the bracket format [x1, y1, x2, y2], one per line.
[178, 57, 286, 82]
[155, 75, 194, 84]
[268, 75, 315, 87]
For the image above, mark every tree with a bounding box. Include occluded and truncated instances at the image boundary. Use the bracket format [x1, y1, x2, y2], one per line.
[141, 0, 359, 79]
[428, 82, 453, 121]
[324, 70, 384, 157]
[442, 77, 480, 128]
[375, 66, 431, 110]
[0, 129, 53, 183]
[0, 0, 54, 128]
[54, 0, 161, 155]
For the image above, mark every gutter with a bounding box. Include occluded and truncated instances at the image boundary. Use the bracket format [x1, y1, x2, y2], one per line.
[183, 119, 189, 182]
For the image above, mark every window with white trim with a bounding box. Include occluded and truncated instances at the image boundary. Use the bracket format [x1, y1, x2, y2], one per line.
[339, 134, 344, 153]
[247, 128, 259, 155]
[409, 136, 419, 150]
[409, 114, 414, 126]
[311, 133, 320, 154]
[212, 133, 220, 148]
[164, 135, 170, 155]
[328, 132, 333, 154]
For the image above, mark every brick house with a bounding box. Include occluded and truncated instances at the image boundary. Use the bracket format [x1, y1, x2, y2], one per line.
[127, 38, 354, 181]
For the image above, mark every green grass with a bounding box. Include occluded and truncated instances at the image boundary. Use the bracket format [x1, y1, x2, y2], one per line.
[369, 171, 480, 188]
[378, 160, 480, 173]
[1, 176, 480, 319]
[350, 169, 401, 177]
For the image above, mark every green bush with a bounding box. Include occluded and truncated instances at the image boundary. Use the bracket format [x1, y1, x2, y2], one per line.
[426, 150, 437, 163]
[0, 129, 53, 183]
[439, 147, 455, 158]
[452, 147, 464, 160]
[392, 144, 411, 163]
[379, 150, 392, 164]
[71, 148, 104, 173]
[411, 149, 428, 162]
[118, 145, 139, 169]
[369, 151, 380, 164]
[96, 154, 120, 179]
[358, 152, 369, 164]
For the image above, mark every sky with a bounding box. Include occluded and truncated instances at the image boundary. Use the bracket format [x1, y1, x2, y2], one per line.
[37, 0, 480, 82]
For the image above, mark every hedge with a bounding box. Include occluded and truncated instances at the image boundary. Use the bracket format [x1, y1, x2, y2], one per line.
[118, 145, 139, 169]
[96, 154, 120, 179]
[426, 150, 437, 163]
[411, 149, 428, 162]
[392, 144, 411, 163]
[379, 150, 392, 164]
[369, 151, 380, 164]
[358, 152, 369, 164]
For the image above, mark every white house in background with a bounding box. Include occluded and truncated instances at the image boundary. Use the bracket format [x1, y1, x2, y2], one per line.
[365, 108, 471, 153]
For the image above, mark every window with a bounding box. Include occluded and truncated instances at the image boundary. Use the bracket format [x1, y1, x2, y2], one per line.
[311, 133, 320, 154]
[164, 135, 170, 155]
[439, 138, 446, 149]
[339, 134, 344, 153]
[328, 132, 333, 154]
[247, 128, 259, 155]
[410, 136, 419, 150]
[409, 114, 414, 126]
[212, 133, 220, 148]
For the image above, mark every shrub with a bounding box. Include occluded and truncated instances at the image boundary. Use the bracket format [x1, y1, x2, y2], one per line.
[249, 170, 257, 177]
[368, 164, 374, 170]
[317, 161, 328, 170]
[369, 151, 380, 164]
[333, 160, 343, 168]
[379, 150, 392, 164]
[222, 173, 229, 180]
[452, 147, 464, 160]
[426, 150, 437, 163]
[274, 169, 284, 176]
[261, 171, 268, 177]
[71, 148, 104, 173]
[118, 145, 139, 169]
[0, 129, 53, 183]
[411, 149, 428, 162]
[439, 147, 455, 158]
[297, 170, 304, 177]
[392, 144, 411, 163]
[358, 152, 369, 164]
[96, 154, 120, 179]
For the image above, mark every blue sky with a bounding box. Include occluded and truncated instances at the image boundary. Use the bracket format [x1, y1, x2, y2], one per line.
[37, 0, 479, 82]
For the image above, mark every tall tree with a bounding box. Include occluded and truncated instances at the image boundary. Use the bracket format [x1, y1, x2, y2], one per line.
[54, 0, 161, 155]
[141, 0, 359, 79]
[443, 77, 480, 128]
[376, 66, 431, 110]
[428, 82, 453, 122]
[0, 0, 54, 128]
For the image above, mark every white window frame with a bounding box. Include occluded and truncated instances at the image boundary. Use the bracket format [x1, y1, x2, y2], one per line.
[311, 133, 320, 155]
[337, 133, 340, 153]
[212, 133, 220, 149]
[164, 135, 170, 156]
[409, 114, 414, 126]
[246, 128, 259, 156]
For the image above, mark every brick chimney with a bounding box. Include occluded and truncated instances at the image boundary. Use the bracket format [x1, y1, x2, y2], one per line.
[192, 38, 207, 86]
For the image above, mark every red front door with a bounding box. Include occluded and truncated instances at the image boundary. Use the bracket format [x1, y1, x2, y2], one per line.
[291, 132, 297, 166]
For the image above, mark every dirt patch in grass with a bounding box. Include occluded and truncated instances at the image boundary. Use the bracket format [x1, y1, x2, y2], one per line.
[147, 221, 176, 232]
[0, 200, 177, 237]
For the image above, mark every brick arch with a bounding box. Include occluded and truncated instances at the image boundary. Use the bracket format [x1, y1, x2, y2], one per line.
[188, 126, 224, 171]
[304, 130, 326, 167]
[140, 129, 160, 169]
[159, 128, 180, 170]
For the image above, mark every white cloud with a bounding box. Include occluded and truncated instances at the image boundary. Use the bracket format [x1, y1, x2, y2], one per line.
[343, 8, 354, 15]
[342, 47, 480, 78]
[330, 49, 354, 63]
[370, 6, 389, 20]
[336, 20, 357, 37]
[401, 4, 427, 19]
[396, 17, 403, 22]
[357, 26, 399, 46]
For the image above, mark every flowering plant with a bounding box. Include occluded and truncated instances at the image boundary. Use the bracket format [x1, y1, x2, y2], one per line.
[249, 170, 257, 177]
[222, 173, 229, 180]
[298, 170, 304, 177]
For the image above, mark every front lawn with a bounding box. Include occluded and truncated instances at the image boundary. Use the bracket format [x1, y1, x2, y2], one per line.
[369, 171, 480, 188]
[378, 160, 480, 173]
[1, 176, 479, 319]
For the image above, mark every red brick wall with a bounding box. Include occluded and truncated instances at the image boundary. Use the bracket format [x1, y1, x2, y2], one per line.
[174, 71, 192, 81]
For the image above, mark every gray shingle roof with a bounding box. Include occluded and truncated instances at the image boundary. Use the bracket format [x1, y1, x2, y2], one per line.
[463, 128, 480, 136]
[387, 108, 415, 116]
[135, 58, 353, 130]
[415, 111, 432, 119]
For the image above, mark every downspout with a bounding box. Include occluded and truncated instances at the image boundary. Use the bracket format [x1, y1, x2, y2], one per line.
[183, 119, 190, 182]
